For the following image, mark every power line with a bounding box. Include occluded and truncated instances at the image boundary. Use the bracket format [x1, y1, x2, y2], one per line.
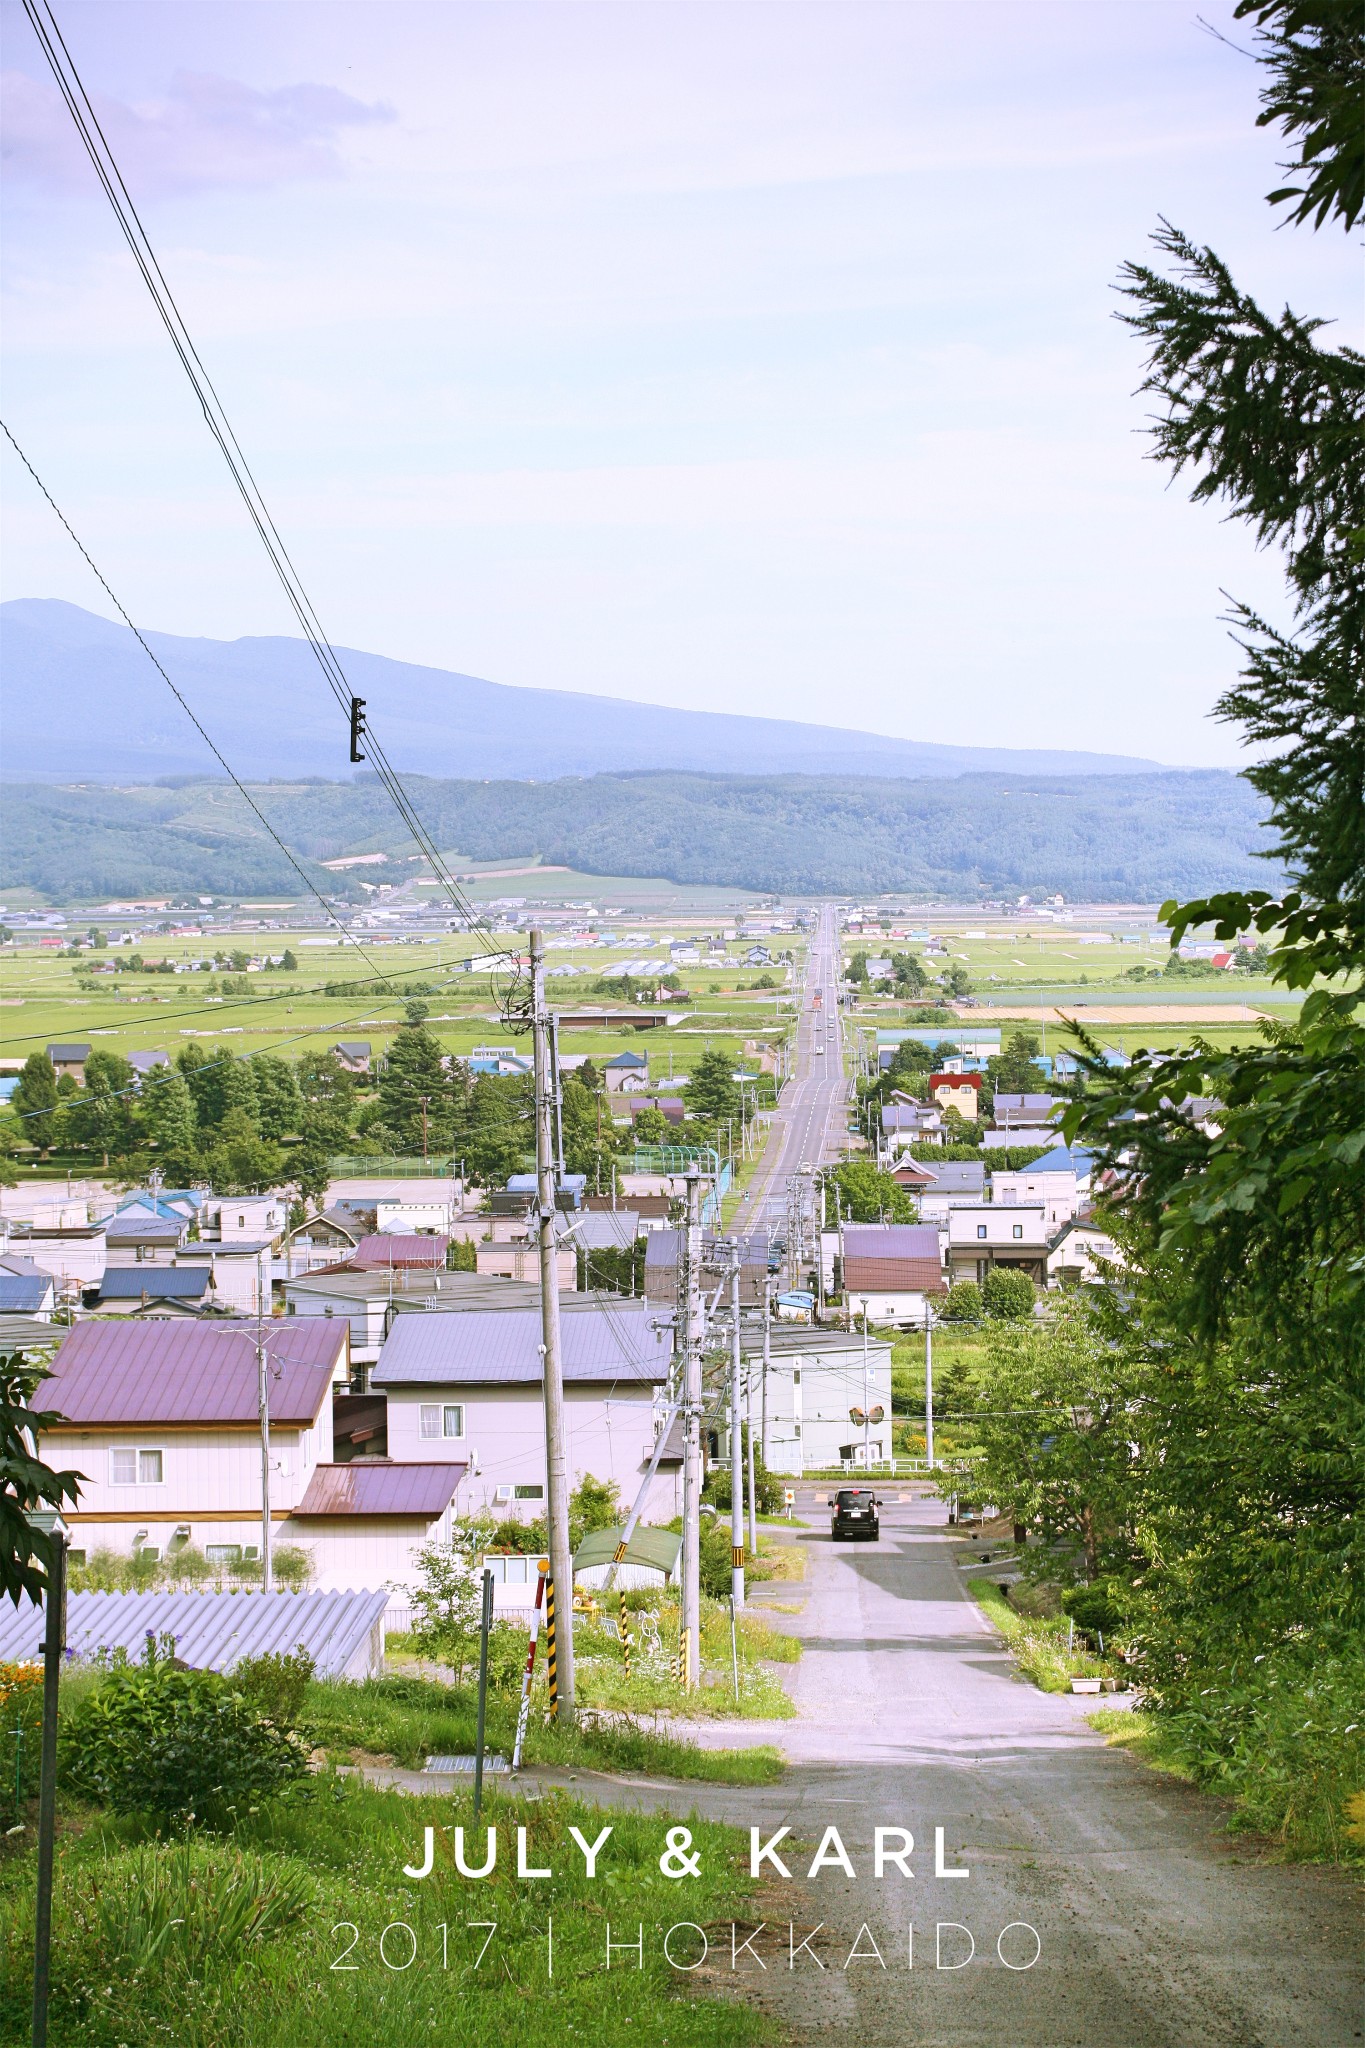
[20, 0, 513, 962]
[0, 419, 407, 998]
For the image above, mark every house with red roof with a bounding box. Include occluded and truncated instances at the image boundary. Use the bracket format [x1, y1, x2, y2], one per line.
[38, 1319, 466, 1605]
[928, 1071, 982, 1121]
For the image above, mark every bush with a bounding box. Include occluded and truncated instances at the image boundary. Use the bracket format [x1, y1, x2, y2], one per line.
[940, 1280, 982, 1322]
[232, 1645, 315, 1730]
[982, 1268, 1036, 1320]
[62, 1638, 309, 1823]
[1061, 1581, 1130, 1642]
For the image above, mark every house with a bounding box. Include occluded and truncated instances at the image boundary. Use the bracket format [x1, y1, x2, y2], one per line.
[46, 1043, 91, 1083]
[127, 1050, 171, 1080]
[756, 1326, 895, 1473]
[990, 1148, 1093, 1229]
[0, 1586, 391, 1681]
[621, 1096, 685, 1126]
[643, 1230, 774, 1308]
[173, 1242, 274, 1316]
[94, 1267, 220, 1317]
[906, 1159, 987, 1222]
[840, 1224, 947, 1325]
[282, 1208, 362, 1276]
[0, 1256, 57, 1319]
[928, 1072, 982, 1121]
[200, 1195, 287, 1246]
[370, 1305, 674, 1536]
[104, 1216, 188, 1268]
[506, 1172, 586, 1212]
[352, 1234, 451, 1271]
[38, 1318, 464, 1603]
[585, 1192, 672, 1230]
[880, 1102, 945, 1151]
[1046, 1215, 1125, 1287]
[947, 1204, 1050, 1284]
[326, 1176, 460, 1237]
[570, 1210, 643, 1254]
[604, 1050, 650, 1093]
[2, 1223, 107, 1291]
[331, 1041, 372, 1074]
[475, 1242, 577, 1289]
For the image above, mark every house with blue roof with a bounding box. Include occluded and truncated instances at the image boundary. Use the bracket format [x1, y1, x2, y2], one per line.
[989, 1145, 1096, 1228]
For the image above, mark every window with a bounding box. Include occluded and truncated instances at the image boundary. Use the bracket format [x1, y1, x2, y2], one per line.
[514, 1483, 544, 1500]
[238, 1214, 246, 1228]
[977, 1224, 988, 1240]
[420, 1403, 465, 1439]
[67, 1550, 87, 1568]
[110, 1448, 163, 1485]
[1012, 1224, 1024, 1240]
[206, 1545, 241, 1565]
[792, 1368, 801, 1385]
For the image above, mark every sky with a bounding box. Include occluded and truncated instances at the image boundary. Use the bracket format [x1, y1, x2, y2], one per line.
[0, 0, 1359, 767]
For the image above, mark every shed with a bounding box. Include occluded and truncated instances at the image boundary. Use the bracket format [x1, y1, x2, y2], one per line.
[574, 1523, 681, 1590]
[0, 1587, 389, 1680]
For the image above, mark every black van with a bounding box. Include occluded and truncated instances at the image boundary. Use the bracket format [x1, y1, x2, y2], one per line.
[831, 1487, 880, 1541]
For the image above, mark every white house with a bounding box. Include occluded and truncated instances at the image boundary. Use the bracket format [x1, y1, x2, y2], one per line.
[103, 1216, 187, 1269]
[174, 1241, 274, 1317]
[840, 1224, 947, 1326]
[3, 1223, 107, 1291]
[754, 1327, 895, 1473]
[201, 1195, 288, 1246]
[39, 1318, 465, 1604]
[370, 1305, 675, 1535]
[1046, 1215, 1126, 1286]
[948, 1205, 1050, 1285]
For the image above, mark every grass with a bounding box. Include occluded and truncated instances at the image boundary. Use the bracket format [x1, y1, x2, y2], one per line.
[968, 1580, 1114, 1692]
[1086, 1708, 1197, 1780]
[0, 1775, 771, 2048]
[302, 1671, 787, 1781]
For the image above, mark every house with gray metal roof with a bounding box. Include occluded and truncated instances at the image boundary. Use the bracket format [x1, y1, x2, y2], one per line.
[38, 1318, 466, 1607]
[45, 1042, 91, 1082]
[371, 1304, 674, 1526]
[95, 1266, 219, 1316]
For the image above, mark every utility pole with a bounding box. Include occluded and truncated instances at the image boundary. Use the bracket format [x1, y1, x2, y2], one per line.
[925, 1305, 935, 1471]
[531, 928, 574, 1721]
[761, 1276, 772, 1472]
[862, 1302, 871, 1471]
[254, 1253, 273, 1593]
[678, 1172, 703, 1691]
[729, 1246, 745, 1609]
[745, 1318, 759, 1557]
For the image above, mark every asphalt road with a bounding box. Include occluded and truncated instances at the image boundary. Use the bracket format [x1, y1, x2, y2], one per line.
[736, 902, 850, 1231]
[532, 1492, 1363, 2048]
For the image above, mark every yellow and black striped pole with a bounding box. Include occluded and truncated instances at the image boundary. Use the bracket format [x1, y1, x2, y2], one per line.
[618, 1609, 632, 1682]
[544, 1570, 559, 1721]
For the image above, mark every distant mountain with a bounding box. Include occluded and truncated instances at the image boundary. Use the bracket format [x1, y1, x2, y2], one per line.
[2, 768, 1275, 904]
[0, 599, 1164, 783]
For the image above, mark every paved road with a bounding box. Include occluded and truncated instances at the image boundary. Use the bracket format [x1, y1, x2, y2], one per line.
[530, 1492, 1363, 2048]
[736, 902, 850, 1233]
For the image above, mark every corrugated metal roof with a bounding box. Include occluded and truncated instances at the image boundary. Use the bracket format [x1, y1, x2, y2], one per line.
[44, 1319, 346, 1428]
[106, 1218, 186, 1244]
[0, 1588, 388, 1679]
[844, 1257, 946, 1294]
[295, 1462, 465, 1516]
[575, 1524, 680, 1574]
[46, 1043, 91, 1060]
[373, 1305, 669, 1386]
[352, 1235, 449, 1267]
[842, 1225, 941, 1261]
[0, 1314, 62, 1353]
[571, 1211, 641, 1251]
[98, 1268, 210, 1299]
[0, 1276, 53, 1310]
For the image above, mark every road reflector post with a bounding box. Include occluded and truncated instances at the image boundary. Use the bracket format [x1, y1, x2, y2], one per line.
[511, 1566, 548, 1773]
[545, 1572, 560, 1720]
[729, 1594, 740, 1702]
[618, 1609, 632, 1682]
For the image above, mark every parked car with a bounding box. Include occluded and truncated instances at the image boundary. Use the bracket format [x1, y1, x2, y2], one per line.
[831, 1487, 880, 1541]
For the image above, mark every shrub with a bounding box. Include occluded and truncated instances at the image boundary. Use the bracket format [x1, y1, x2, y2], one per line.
[981, 1268, 1035, 1320]
[62, 1638, 308, 1823]
[271, 1543, 315, 1588]
[1061, 1580, 1130, 1642]
[940, 1280, 982, 1322]
[232, 1645, 315, 1730]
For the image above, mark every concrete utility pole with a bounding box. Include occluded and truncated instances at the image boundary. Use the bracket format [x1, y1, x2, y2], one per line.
[678, 1172, 703, 1690]
[729, 1247, 745, 1609]
[255, 1247, 273, 1592]
[925, 1305, 935, 1471]
[531, 928, 575, 1720]
[761, 1276, 772, 1472]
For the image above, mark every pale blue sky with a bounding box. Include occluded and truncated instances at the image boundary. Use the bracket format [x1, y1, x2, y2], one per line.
[1, 0, 1358, 764]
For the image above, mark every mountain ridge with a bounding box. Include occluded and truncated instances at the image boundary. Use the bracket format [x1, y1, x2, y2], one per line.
[1, 599, 1164, 783]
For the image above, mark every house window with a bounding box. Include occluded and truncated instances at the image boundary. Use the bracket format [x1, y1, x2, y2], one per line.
[420, 1403, 465, 1439]
[514, 1483, 544, 1500]
[977, 1225, 988, 1240]
[1012, 1224, 1024, 1240]
[238, 1215, 246, 1227]
[206, 1545, 241, 1565]
[110, 1448, 163, 1485]
[792, 1368, 801, 1385]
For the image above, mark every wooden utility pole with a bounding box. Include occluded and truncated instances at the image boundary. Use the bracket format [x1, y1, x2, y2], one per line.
[531, 928, 575, 1720]
[678, 1172, 703, 1690]
[730, 1247, 745, 1609]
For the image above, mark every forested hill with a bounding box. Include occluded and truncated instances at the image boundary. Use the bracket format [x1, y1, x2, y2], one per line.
[3, 769, 1276, 903]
